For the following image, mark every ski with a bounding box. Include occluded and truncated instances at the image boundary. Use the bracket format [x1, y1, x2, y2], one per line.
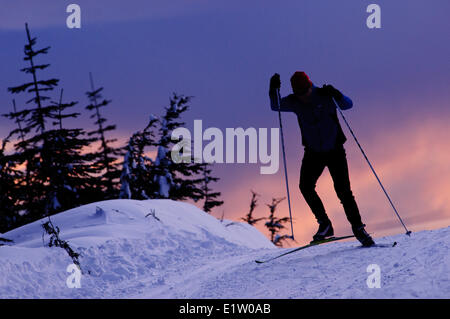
[360, 242, 397, 248]
[255, 234, 355, 264]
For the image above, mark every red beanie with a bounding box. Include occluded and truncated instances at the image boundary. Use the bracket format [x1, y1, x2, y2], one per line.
[290, 71, 312, 94]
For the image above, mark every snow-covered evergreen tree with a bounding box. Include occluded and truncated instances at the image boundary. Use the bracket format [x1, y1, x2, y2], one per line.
[119, 115, 158, 199]
[119, 141, 133, 200]
[152, 94, 203, 201]
[120, 96, 219, 205]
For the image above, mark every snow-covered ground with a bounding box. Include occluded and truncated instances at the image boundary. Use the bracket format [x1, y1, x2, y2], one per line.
[0, 199, 448, 298]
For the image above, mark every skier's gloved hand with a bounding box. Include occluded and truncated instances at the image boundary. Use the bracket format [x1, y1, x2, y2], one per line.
[320, 84, 343, 100]
[270, 73, 281, 90]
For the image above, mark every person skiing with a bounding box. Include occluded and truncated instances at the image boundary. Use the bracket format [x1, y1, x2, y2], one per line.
[269, 71, 375, 247]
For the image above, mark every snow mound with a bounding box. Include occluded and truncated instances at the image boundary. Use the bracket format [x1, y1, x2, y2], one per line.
[4, 199, 273, 250]
[0, 199, 274, 298]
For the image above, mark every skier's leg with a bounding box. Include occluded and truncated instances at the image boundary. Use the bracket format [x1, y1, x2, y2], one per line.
[327, 146, 363, 227]
[328, 150, 375, 246]
[299, 150, 329, 223]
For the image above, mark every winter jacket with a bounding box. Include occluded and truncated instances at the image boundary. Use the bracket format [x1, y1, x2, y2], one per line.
[269, 85, 353, 152]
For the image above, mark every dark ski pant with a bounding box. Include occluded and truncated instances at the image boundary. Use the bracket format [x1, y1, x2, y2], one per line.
[299, 145, 363, 228]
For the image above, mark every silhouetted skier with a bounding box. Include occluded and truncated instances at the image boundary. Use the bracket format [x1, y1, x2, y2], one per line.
[269, 71, 375, 247]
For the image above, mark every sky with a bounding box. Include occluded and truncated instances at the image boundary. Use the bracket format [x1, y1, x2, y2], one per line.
[1, 0, 449, 244]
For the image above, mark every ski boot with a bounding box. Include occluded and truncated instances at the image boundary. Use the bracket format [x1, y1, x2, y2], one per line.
[352, 224, 375, 247]
[312, 219, 334, 242]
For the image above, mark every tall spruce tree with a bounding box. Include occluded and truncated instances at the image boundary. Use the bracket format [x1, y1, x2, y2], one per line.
[44, 89, 99, 211]
[152, 94, 203, 201]
[85, 72, 122, 199]
[3, 23, 61, 223]
[2, 24, 96, 227]
[200, 163, 223, 213]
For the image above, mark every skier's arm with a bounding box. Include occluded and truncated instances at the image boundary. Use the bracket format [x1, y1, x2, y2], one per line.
[269, 73, 295, 112]
[321, 84, 353, 110]
[334, 94, 353, 110]
[269, 89, 295, 112]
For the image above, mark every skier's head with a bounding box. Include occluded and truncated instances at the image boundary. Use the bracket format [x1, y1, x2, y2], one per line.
[290, 71, 312, 97]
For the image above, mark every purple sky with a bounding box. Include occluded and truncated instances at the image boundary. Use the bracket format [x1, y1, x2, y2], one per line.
[1, 1, 449, 242]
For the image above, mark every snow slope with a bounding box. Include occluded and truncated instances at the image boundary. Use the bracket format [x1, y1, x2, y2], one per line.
[0, 199, 448, 298]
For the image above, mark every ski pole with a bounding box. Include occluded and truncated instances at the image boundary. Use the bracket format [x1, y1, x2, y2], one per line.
[276, 88, 295, 240]
[333, 98, 411, 236]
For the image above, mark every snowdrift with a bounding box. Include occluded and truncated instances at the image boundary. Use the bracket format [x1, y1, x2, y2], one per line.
[0, 199, 274, 298]
[0, 199, 449, 298]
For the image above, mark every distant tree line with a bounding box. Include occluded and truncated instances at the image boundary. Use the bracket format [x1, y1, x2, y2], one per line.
[0, 24, 223, 233]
